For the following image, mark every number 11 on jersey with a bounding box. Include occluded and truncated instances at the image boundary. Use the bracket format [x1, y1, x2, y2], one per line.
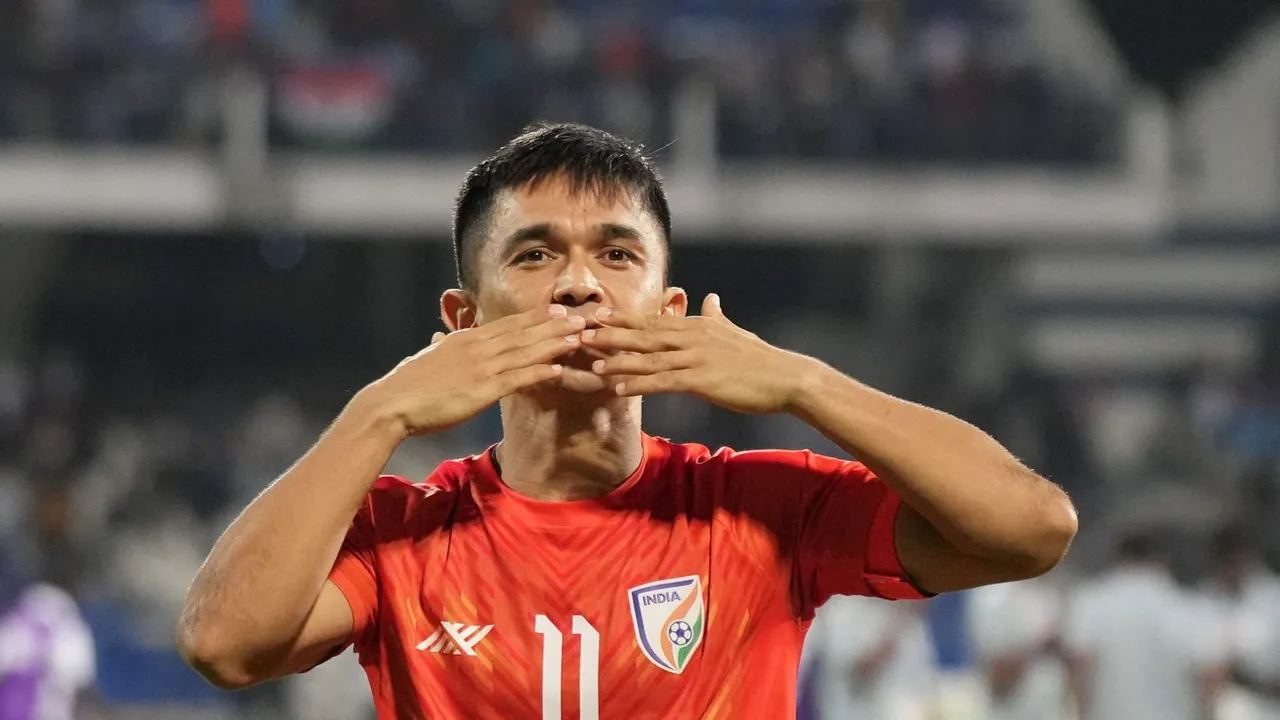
[535, 614, 600, 720]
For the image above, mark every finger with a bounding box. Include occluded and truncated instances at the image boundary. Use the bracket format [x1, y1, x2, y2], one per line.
[593, 306, 668, 330]
[491, 362, 564, 396]
[592, 350, 698, 376]
[556, 366, 612, 395]
[701, 293, 724, 319]
[492, 333, 582, 373]
[615, 370, 697, 397]
[580, 326, 682, 353]
[475, 305, 570, 341]
[487, 314, 586, 356]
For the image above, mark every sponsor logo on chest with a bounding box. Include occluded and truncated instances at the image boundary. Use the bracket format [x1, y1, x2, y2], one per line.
[415, 621, 493, 656]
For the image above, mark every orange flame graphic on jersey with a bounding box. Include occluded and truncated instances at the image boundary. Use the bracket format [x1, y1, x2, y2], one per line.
[660, 588, 698, 668]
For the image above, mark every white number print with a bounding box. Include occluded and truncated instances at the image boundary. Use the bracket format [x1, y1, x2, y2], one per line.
[534, 614, 600, 720]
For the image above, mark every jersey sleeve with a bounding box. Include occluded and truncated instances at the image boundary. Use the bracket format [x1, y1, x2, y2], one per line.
[723, 449, 927, 619]
[327, 493, 381, 655]
[791, 453, 927, 612]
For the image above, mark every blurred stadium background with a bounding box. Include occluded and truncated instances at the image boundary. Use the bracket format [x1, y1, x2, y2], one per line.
[2, 0, 1280, 718]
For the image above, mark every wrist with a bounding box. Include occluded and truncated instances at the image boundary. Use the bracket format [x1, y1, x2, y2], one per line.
[783, 354, 836, 416]
[343, 385, 410, 445]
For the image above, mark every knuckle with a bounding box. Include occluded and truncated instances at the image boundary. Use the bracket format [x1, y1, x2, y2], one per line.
[508, 347, 534, 369]
[468, 379, 495, 400]
[511, 327, 533, 350]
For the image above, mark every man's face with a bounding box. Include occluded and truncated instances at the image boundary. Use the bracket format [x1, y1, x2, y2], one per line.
[445, 173, 685, 394]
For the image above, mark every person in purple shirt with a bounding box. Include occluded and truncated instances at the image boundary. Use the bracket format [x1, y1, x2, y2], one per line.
[0, 547, 95, 720]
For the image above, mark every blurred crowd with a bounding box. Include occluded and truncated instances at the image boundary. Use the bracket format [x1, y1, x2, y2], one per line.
[2, 304, 1279, 717]
[0, 0, 1118, 163]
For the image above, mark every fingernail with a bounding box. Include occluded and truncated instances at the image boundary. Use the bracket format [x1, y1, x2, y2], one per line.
[592, 359, 605, 373]
[581, 329, 595, 341]
[596, 307, 612, 319]
[565, 334, 579, 344]
[567, 315, 586, 327]
[549, 306, 567, 317]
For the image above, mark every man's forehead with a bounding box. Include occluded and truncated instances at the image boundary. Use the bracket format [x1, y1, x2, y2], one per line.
[489, 176, 660, 239]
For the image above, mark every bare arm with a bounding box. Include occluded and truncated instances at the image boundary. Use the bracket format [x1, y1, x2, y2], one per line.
[580, 298, 1077, 594]
[1066, 653, 1092, 720]
[176, 397, 403, 689]
[984, 651, 1034, 702]
[1198, 666, 1227, 720]
[789, 362, 1078, 594]
[176, 306, 585, 688]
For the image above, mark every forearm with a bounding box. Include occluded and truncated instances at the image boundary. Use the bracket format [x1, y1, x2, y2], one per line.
[1067, 657, 1092, 719]
[985, 655, 1032, 701]
[1198, 668, 1225, 720]
[789, 360, 1076, 573]
[177, 391, 403, 671]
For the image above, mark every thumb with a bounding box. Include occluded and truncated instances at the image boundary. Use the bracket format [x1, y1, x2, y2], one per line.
[702, 293, 725, 319]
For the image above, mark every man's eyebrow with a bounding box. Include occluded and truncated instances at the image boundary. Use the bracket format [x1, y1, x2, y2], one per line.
[598, 223, 645, 242]
[498, 223, 554, 256]
[497, 222, 646, 256]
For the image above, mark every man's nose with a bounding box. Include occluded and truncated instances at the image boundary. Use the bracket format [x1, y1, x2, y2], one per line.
[553, 262, 604, 307]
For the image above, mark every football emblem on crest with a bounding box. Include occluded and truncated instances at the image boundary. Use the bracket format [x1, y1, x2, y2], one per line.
[668, 621, 693, 646]
[627, 575, 705, 674]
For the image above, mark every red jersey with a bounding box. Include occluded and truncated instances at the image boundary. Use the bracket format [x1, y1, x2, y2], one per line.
[327, 434, 925, 719]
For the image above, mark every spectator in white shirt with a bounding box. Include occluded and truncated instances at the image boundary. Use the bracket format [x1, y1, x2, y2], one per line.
[969, 576, 1070, 720]
[1065, 530, 1227, 720]
[802, 594, 935, 720]
[1206, 527, 1280, 720]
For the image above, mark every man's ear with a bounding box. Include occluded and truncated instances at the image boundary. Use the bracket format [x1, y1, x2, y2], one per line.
[441, 289, 478, 332]
[662, 287, 689, 318]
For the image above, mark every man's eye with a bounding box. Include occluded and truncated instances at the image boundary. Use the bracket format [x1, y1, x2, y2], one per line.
[517, 249, 549, 264]
[604, 249, 634, 263]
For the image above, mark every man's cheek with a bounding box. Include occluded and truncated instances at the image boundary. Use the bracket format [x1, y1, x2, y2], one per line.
[478, 290, 536, 322]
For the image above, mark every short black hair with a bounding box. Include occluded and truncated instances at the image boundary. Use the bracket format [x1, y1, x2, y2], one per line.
[452, 122, 672, 290]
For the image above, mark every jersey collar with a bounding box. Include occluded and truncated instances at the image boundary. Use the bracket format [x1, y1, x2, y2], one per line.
[470, 433, 665, 526]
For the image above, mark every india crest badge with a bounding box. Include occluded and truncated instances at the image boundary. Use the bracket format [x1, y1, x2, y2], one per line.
[627, 575, 705, 674]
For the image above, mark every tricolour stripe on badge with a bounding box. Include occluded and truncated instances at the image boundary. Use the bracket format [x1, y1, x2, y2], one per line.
[676, 613, 703, 669]
[660, 590, 698, 668]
